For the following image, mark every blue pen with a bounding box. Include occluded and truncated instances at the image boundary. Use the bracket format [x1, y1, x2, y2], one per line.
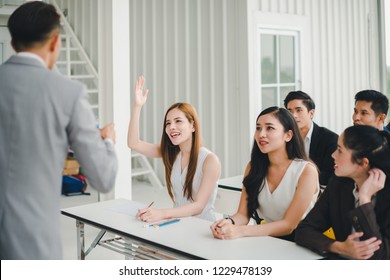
[150, 218, 180, 228]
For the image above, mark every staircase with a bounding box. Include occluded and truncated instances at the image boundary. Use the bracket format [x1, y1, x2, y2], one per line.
[50, 0, 162, 190]
[131, 152, 163, 189]
[50, 1, 100, 121]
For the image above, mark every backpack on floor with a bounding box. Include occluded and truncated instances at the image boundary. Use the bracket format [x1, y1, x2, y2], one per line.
[62, 174, 90, 196]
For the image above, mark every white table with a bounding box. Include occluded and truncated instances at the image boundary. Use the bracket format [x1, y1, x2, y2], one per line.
[61, 199, 321, 260]
[218, 175, 243, 191]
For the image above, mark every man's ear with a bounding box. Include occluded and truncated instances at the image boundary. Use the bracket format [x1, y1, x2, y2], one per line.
[379, 113, 387, 123]
[49, 33, 60, 52]
[309, 109, 315, 120]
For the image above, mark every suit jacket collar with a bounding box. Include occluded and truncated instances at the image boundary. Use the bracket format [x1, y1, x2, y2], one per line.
[6, 54, 47, 69]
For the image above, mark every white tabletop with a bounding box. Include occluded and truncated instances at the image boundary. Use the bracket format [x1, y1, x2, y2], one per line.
[218, 175, 243, 191]
[61, 199, 321, 260]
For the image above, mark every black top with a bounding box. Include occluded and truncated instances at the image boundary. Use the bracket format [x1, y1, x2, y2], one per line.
[309, 122, 338, 186]
[295, 176, 390, 259]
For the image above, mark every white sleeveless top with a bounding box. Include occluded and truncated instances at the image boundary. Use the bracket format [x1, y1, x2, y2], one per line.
[256, 159, 319, 223]
[171, 147, 218, 221]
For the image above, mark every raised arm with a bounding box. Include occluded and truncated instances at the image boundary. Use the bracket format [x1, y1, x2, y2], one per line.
[127, 76, 161, 158]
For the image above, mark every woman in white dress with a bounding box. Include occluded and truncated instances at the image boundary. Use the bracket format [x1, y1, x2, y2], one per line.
[128, 76, 221, 222]
[211, 106, 319, 241]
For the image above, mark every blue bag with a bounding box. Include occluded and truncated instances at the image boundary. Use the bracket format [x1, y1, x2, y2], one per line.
[62, 175, 90, 196]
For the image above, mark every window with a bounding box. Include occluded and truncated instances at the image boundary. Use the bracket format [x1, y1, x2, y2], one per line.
[259, 29, 300, 109]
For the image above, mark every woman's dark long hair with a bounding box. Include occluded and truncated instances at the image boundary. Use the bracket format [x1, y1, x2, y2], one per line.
[243, 106, 307, 221]
[342, 125, 390, 221]
[343, 125, 390, 179]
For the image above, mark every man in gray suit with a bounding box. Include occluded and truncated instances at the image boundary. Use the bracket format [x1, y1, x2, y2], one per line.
[0, 2, 118, 259]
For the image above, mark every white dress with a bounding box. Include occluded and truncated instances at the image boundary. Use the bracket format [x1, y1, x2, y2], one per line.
[171, 147, 218, 221]
[256, 159, 319, 223]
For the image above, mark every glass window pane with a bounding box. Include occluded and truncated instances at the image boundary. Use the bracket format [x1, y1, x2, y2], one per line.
[261, 34, 277, 84]
[279, 35, 295, 83]
[280, 86, 296, 106]
[261, 87, 277, 109]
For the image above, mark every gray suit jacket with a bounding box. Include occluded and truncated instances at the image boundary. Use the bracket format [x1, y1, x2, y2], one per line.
[0, 55, 118, 259]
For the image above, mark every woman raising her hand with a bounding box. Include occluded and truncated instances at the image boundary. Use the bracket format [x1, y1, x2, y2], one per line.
[128, 76, 221, 223]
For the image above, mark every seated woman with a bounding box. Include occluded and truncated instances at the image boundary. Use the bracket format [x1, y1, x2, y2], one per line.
[295, 125, 390, 259]
[128, 76, 221, 222]
[210, 106, 319, 241]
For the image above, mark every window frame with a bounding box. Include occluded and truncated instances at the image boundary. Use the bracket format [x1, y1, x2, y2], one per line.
[250, 12, 311, 128]
[259, 28, 301, 108]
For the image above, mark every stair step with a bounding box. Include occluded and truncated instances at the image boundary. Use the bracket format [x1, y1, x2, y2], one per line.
[131, 151, 143, 158]
[131, 151, 164, 189]
[132, 168, 152, 177]
[61, 47, 78, 52]
[71, 75, 95, 79]
[57, 61, 87, 65]
[86, 89, 99, 94]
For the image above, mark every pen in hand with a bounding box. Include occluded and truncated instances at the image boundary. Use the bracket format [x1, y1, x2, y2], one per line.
[137, 201, 154, 220]
[146, 201, 154, 208]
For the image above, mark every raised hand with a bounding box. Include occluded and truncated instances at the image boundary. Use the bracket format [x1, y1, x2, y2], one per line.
[358, 168, 386, 204]
[134, 76, 149, 108]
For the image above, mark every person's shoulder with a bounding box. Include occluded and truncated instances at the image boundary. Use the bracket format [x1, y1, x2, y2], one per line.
[327, 176, 354, 190]
[200, 147, 217, 157]
[299, 159, 318, 174]
[313, 122, 338, 143]
[201, 147, 221, 166]
[314, 122, 338, 137]
[48, 71, 84, 89]
[45, 73, 86, 101]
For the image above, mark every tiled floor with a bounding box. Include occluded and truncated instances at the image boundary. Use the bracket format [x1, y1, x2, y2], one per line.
[60, 179, 173, 260]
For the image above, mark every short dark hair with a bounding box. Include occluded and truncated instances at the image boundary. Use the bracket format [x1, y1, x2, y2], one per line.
[283, 90, 316, 111]
[354, 90, 389, 116]
[8, 1, 60, 51]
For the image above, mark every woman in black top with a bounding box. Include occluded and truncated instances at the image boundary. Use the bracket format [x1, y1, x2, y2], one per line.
[295, 125, 390, 259]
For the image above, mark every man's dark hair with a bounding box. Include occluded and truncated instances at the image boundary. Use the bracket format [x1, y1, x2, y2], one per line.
[8, 1, 60, 51]
[283, 90, 316, 111]
[354, 90, 389, 116]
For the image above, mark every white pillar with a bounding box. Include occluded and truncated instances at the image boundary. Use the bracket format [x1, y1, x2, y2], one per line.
[98, 0, 131, 200]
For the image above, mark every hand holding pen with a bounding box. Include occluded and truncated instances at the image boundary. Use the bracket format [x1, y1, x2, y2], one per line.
[136, 201, 165, 223]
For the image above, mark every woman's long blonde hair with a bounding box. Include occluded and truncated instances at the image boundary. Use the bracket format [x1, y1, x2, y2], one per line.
[160, 103, 201, 201]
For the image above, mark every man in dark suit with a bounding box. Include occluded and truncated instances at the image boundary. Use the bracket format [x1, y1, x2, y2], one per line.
[284, 91, 338, 189]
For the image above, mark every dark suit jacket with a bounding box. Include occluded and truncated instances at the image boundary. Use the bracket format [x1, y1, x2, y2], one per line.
[309, 122, 338, 186]
[295, 176, 390, 259]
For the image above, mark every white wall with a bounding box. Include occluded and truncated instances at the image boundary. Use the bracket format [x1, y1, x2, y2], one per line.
[129, 0, 251, 181]
[55, 0, 385, 183]
[250, 0, 384, 134]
